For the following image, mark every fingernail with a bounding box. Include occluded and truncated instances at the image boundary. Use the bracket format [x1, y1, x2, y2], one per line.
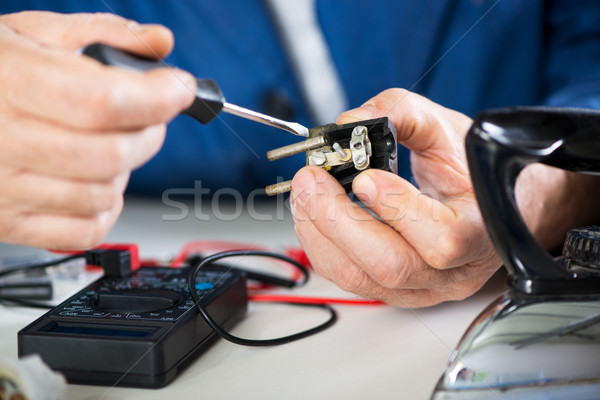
[289, 194, 296, 218]
[171, 70, 197, 104]
[291, 168, 316, 213]
[178, 70, 197, 89]
[128, 22, 164, 33]
[339, 103, 375, 123]
[126, 21, 141, 30]
[353, 172, 376, 205]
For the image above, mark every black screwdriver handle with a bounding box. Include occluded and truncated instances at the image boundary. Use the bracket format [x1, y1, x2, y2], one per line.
[81, 43, 225, 124]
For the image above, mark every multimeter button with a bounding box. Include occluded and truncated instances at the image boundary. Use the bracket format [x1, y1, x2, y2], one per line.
[94, 289, 183, 313]
[194, 282, 214, 291]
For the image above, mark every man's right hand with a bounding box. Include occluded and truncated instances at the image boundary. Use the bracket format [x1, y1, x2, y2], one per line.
[0, 11, 196, 249]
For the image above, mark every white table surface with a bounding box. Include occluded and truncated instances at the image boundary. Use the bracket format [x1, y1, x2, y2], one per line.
[0, 196, 506, 400]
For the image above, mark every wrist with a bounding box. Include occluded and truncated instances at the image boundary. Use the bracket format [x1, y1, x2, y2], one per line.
[516, 164, 600, 251]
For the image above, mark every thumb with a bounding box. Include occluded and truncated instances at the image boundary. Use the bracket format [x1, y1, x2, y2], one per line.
[1, 11, 174, 58]
[336, 103, 376, 125]
[337, 88, 472, 154]
[352, 168, 483, 269]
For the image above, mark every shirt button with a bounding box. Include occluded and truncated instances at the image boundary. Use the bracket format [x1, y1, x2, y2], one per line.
[261, 89, 296, 121]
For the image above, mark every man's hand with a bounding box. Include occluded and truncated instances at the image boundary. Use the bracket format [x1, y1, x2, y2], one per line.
[292, 88, 600, 308]
[0, 11, 196, 249]
[291, 89, 501, 307]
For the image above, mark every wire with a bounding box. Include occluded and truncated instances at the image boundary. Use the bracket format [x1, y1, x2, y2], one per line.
[0, 254, 84, 308]
[178, 242, 308, 287]
[0, 254, 84, 279]
[212, 256, 309, 289]
[249, 294, 384, 305]
[174, 241, 385, 303]
[188, 250, 337, 346]
[0, 297, 54, 309]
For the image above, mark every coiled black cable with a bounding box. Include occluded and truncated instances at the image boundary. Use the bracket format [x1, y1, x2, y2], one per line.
[187, 250, 337, 346]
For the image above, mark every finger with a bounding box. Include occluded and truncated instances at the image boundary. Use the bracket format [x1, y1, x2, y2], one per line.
[0, 114, 167, 180]
[292, 196, 381, 297]
[352, 169, 493, 270]
[369, 287, 468, 308]
[1, 11, 174, 58]
[291, 166, 463, 289]
[0, 200, 123, 250]
[293, 201, 483, 308]
[336, 88, 471, 153]
[0, 27, 196, 130]
[0, 167, 129, 217]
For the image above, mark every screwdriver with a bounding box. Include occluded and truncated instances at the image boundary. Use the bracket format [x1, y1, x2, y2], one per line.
[81, 43, 309, 137]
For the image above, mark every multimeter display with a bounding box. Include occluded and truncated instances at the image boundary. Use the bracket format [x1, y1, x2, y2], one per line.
[18, 266, 247, 388]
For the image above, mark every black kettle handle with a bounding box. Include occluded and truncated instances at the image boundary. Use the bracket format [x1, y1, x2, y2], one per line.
[466, 106, 600, 295]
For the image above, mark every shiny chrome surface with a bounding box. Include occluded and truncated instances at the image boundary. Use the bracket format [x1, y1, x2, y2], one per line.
[222, 102, 309, 137]
[431, 294, 600, 399]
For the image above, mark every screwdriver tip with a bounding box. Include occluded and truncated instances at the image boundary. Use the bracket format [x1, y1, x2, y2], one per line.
[223, 102, 309, 137]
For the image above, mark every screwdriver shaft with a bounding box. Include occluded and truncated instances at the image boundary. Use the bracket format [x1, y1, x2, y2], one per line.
[222, 102, 309, 137]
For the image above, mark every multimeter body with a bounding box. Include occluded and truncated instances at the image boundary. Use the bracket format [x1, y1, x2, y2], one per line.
[18, 266, 247, 388]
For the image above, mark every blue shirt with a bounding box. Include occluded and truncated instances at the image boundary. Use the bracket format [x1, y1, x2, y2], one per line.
[3, 1, 600, 195]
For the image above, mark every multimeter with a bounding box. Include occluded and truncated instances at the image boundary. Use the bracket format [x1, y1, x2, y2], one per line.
[18, 265, 247, 388]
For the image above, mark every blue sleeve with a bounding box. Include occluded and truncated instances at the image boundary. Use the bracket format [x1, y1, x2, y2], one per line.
[543, 0, 600, 109]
